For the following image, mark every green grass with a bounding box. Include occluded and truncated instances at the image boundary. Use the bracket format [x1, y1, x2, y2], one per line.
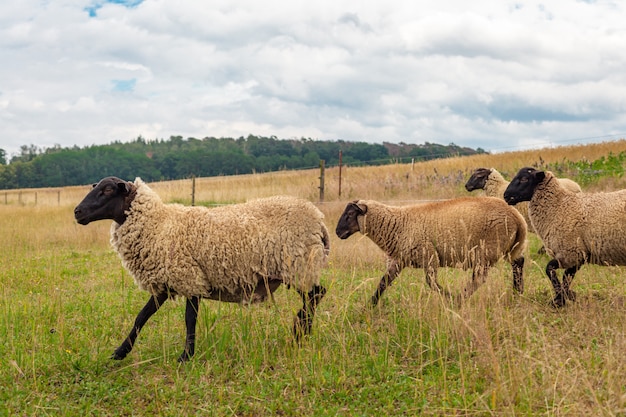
[2, 180, 626, 415]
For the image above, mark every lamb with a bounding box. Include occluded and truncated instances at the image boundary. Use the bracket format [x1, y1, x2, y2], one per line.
[73, 176, 330, 362]
[504, 167, 626, 307]
[335, 197, 526, 305]
[465, 167, 582, 234]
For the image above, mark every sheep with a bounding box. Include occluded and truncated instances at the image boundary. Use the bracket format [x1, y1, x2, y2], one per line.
[335, 197, 526, 306]
[504, 167, 626, 307]
[465, 168, 511, 200]
[73, 176, 330, 362]
[465, 167, 582, 234]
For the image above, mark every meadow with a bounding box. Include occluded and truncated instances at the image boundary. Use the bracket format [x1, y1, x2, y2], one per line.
[1, 140, 626, 416]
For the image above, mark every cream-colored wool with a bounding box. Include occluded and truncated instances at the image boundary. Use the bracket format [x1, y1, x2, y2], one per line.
[110, 178, 329, 299]
[482, 169, 510, 198]
[355, 197, 526, 271]
[557, 178, 583, 193]
[527, 171, 626, 268]
[478, 168, 581, 234]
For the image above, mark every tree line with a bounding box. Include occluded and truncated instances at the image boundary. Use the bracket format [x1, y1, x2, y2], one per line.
[0, 135, 486, 189]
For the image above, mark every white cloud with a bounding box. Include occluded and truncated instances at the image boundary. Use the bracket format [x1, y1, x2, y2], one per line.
[1, 0, 626, 159]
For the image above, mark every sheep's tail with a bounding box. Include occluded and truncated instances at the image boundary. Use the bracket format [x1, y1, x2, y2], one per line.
[509, 216, 527, 261]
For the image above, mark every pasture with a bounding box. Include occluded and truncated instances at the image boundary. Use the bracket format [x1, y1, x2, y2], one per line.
[1, 141, 626, 415]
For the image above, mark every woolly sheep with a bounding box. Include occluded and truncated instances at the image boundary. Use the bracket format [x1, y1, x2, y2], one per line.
[504, 167, 626, 307]
[465, 167, 582, 234]
[73, 176, 330, 361]
[335, 197, 526, 305]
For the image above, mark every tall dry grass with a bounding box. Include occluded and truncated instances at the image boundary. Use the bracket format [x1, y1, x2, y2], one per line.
[1, 139, 626, 415]
[4, 138, 626, 208]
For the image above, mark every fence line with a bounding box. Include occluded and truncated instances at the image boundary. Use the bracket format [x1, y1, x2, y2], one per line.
[1, 190, 63, 206]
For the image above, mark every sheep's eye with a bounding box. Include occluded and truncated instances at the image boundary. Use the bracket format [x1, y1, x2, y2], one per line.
[101, 186, 115, 196]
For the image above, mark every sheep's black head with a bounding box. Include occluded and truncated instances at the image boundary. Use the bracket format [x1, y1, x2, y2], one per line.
[74, 176, 136, 225]
[504, 167, 546, 205]
[465, 167, 493, 192]
[335, 200, 367, 239]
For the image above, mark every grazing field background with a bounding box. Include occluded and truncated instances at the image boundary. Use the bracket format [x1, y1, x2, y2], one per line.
[1, 140, 626, 416]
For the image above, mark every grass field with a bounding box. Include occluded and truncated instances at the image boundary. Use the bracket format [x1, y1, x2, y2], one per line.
[1, 141, 626, 415]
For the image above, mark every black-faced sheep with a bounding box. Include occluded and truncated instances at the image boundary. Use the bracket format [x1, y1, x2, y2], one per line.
[335, 197, 526, 306]
[465, 167, 582, 234]
[74, 176, 329, 361]
[504, 167, 626, 307]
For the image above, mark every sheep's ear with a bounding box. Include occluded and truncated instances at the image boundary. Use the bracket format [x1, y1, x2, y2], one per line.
[351, 200, 367, 214]
[534, 171, 546, 183]
[116, 181, 132, 195]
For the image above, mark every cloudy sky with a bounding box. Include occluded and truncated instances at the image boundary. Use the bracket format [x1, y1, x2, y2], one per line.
[2, 0, 626, 159]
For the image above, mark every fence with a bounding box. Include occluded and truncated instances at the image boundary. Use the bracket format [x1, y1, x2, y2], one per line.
[1, 190, 65, 206]
[2, 156, 445, 207]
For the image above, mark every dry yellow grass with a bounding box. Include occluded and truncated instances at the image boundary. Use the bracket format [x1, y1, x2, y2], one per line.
[4, 138, 626, 207]
[2, 139, 626, 415]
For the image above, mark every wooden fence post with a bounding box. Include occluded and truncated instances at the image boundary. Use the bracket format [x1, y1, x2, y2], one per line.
[338, 150, 342, 198]
[319, 160, 325, 202]
[191, 175, 196, 206]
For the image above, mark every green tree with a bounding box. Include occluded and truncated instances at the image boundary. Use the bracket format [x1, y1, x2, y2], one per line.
[343, 142, 389, 164]
[0, 136, 483, 188]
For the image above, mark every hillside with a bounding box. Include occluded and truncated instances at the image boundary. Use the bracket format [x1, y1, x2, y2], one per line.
[0, 136, 487, 190]
[3, 138, 625, 206]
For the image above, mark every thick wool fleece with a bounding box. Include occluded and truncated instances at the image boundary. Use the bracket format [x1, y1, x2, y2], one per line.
[483, 169, 581, 235]
[479, 169, 534, 233]
[482, 169, 510, 198]
[528, 172, 626, 268]
[110, 178, 329, 299]
[356, 197, 526, 270]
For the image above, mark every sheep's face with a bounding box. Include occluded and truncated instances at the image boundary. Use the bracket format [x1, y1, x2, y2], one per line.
[504, 167, 545, 205]
[335, 200, 367, 239]
[74, 176, 135, 225]
[465, 167, 491, 192]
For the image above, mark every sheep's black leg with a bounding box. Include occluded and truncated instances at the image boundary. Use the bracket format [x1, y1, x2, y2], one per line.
[178, 296, 200, 362]
[546, 259, 566, 308]
[424, 267, 444, 293]
[512, 256, 525, 294]
[460, 265, 488, 303]
[293, 285, 326, 342]
[371, 261, 401, 306]
[562, 265, 580, 302]
[112, 292, 169, 360]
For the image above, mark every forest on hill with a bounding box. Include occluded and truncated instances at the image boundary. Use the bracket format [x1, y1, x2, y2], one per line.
[0, 135, 485, 189]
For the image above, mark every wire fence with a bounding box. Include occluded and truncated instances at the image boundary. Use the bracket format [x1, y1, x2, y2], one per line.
[1, 190, 64, 206]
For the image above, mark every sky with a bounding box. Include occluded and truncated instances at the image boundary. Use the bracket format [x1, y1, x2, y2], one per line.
[2, 0, 626, 159]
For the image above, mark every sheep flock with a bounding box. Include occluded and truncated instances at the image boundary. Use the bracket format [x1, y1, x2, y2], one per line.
[73, 164, 625, 360]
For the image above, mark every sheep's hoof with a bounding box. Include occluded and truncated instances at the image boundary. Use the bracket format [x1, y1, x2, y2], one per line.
[551, 294, 566, 308]
[565, 290, 577, 302]
[293, 312, 312, 343]
[111, 349, 129, 360]
[370, 295, 380, 307]
[177, 351, 192, 363]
